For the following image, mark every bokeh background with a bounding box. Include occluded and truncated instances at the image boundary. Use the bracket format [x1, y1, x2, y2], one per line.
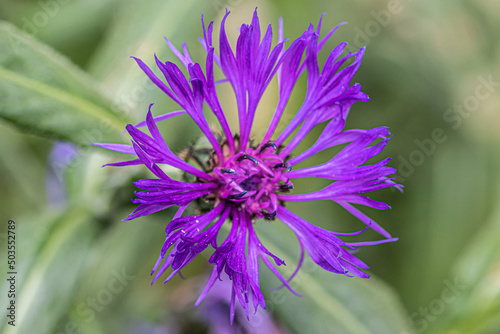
[1, 0, 499, 333]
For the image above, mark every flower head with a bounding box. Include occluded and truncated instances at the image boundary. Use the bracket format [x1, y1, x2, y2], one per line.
[95, 9, 400, 322]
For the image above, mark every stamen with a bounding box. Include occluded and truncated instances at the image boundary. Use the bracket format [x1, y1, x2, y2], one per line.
[261, 210, 277, 220]
[259, 142, 277, 153]
[278, 184, 294, 191]
[211, 137, 294, 217]
[221, 168, 236, 174]
[237, 154, 259, 164]
[227, 191, 248, 199]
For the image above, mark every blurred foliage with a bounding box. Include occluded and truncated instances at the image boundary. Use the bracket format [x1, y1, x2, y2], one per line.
[1, 0, 500, 333]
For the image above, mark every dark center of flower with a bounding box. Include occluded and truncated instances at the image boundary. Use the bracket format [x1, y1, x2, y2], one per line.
[212, 141, 293, 220]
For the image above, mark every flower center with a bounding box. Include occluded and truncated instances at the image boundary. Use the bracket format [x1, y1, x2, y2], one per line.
[213, 142, 293, 220]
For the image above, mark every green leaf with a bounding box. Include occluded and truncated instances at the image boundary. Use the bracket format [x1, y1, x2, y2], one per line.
[395, 140, 496, 315]
[88, 0, 211, 85]
[0, 206, 98, 334]
[430, 189, 500, 334]
[86, 0, 218, 127]
[255, 222, 414, 334]
[0, 21, 131, 146]
[63, 208, 177, 333]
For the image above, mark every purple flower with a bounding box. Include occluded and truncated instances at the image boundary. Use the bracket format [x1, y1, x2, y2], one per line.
[46, 141, 78, 208]
[94, 9, 400, 322]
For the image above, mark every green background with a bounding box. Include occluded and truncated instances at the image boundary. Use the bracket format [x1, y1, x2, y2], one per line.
[1, 0, 499, 333]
